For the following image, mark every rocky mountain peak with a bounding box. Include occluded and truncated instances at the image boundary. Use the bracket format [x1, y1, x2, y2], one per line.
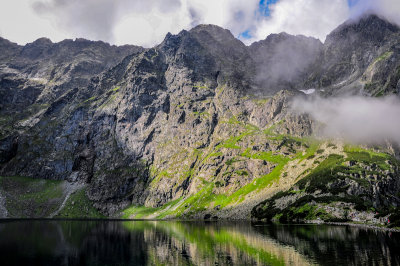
[20, 37, 54, 59]
[0, 36, 19, 48]
[157, 24, 253, 92]
[0, 15, 400, 222]
[301, 14, 400, 95]
[189, 24, 238, 44]
[249, 32, 323, 59]
[189, 24, 248, 54]
[325, 14, 400, 46]
[30, 37, 53, 45]
[0, 37, 21, 61]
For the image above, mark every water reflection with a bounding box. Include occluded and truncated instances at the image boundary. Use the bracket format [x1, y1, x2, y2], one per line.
[253, 224, 400, 266]
[0, 220, 398, 265]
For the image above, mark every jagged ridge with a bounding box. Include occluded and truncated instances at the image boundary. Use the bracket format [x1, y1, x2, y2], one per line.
[0, 14, 399, 225]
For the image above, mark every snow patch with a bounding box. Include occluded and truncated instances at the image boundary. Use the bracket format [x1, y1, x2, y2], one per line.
[299, 89, 316, 94]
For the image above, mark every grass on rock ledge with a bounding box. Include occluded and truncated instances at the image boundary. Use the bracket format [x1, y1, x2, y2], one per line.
[0, 176, 103, 218]
[122, 121, 398, 221]
[56, 188, 105, 218]
[0, 176, 64, 217]
[121, 119, 321, 219]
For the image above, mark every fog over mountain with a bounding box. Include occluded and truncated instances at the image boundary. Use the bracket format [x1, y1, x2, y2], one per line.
[350, 0, 400, 27]
[292, 95, 400, 145]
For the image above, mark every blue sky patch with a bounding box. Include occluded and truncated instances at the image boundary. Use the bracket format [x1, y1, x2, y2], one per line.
[259, 0, 279, 17]
[239, 30, 252, 39]
[238, 0, 279, 40]
[347, 0, 360, 7]
[239, 0, 357, 40]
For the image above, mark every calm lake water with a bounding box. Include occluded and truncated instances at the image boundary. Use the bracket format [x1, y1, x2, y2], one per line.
[0, 220, 398, 266]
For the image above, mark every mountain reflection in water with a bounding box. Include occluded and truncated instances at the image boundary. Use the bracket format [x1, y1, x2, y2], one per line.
[0, 220, 398, 265]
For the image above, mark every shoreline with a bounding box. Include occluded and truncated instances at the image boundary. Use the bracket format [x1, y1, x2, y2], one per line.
[324, 221, 400, 232]
[1, 217, 399, 232]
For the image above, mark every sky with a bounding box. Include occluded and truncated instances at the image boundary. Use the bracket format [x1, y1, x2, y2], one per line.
[0, 0, 399, 47]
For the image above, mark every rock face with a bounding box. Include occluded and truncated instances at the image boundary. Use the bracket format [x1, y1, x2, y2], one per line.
[0, 37, 143, 112]
[303, 14, 400, 96]
[0, 14, 400, 221]
[249, 33, 323, 94]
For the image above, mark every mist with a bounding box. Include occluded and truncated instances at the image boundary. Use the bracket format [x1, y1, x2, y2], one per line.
[292, 95, 400, 145]
[251, 33, 323, 94]
[350, 0, 400, 27]
[31, 0, 260, 47]
[32, 0, 183, 45]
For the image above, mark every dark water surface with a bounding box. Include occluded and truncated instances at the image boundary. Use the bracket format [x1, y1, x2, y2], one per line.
[0, 220, 399, 266]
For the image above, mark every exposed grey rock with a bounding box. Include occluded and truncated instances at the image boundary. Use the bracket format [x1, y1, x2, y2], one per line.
[0, 14, 399, 219]
[303, 14, 400, 96]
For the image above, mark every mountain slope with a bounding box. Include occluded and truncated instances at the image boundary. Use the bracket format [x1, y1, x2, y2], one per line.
[0, 37, 143, 115]
[303, 14, 400, 96]
[0, 14, 399, 224]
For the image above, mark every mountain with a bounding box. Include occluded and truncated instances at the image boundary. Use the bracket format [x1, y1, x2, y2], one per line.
[0, 14, 399, 225]
[249, 32, 323, 93]
[0, 37, 143, 112]
[303, 14, 400, 96]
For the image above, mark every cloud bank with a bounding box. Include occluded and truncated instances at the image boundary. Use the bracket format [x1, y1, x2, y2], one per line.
[350, 0, 400, 26]
[1, 0, 400, 46]
[292, 95, 400, 145]
[248, 0, 350, 43]
[30, 0, 260, 47]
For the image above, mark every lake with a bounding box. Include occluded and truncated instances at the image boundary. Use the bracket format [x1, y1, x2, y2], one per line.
[0, 220, 398, 265]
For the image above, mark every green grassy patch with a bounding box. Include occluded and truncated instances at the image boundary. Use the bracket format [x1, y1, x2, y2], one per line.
[0, 176, 64, 217]
[122, 124, 323, 219]
[252, 143, 400, 223]
[225, 157, 241, 166]
[297, 154, 345, 193]
[56, 188, 105, 218]
[109, 86, 120, 92]
[121, 205, 160, 219]
[241, 148, 287, 164]
[192, 111, 211, 117]
[252, 98, 270, 106]
[374, 51, 393, 63]
[84, 96, 96, 103]
[121, 198, 182, 219]
[344, 145, 394, 171]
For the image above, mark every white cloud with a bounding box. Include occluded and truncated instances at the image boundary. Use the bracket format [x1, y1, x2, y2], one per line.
[112, 0, 261, 46]
[292, 95, 400, 145]
[113, 1, 193, 47]
[0, 0, 70, 44]
[186, 0, 259, 36]
[247, 0, 350, 44]
[26, 0, 259, 47]
[350, 0, 400, 27]
[1, 0, 399, 47]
